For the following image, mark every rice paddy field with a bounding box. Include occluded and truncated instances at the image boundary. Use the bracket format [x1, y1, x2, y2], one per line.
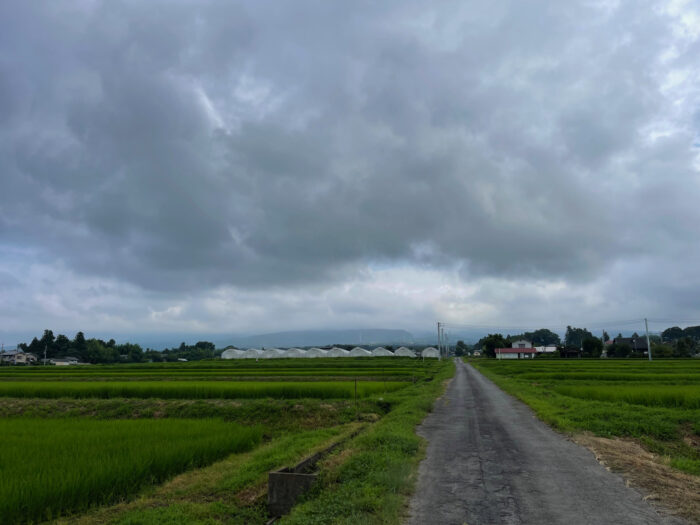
[470, 359, 700, 475]
[0, 356, 451, 524]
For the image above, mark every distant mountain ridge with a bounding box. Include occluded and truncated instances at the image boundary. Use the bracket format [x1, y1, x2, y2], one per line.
[230, 329, 414, 348]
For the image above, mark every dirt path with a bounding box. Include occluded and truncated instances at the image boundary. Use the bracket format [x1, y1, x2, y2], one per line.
[406, 359, 685, 525]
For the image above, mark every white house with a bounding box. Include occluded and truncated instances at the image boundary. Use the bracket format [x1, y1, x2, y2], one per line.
[50, 357, 80, 366]
[495, 348, 536, 359]
[0, 351, 37, 364]
[511, 340, 533, 349]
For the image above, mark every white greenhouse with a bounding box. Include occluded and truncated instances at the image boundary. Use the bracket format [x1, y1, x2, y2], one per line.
[305, 348, 329, 358]
[421, 347, 440, 359]
[261, 348, 286, 359]
[394, 347, 417, 358]
[371, 347, 394, 357]
[327, 347, 350, 357]
[349, 347, 371, 357]
[285, 348, 307, 358]
[241, 348, 263, 359]
[221, 348, 245, 359]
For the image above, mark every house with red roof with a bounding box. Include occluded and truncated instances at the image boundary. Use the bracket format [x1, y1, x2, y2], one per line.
[495, 339, 537, 359]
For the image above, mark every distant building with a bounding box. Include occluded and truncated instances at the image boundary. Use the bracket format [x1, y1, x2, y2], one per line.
[0, 351, 37, 365]
[511, 340, 533, 349]
[495, 348, 537, 359]
[50, 357, 79, 366]
[534, 346, 558, 353]
[612, 337, 647, 352]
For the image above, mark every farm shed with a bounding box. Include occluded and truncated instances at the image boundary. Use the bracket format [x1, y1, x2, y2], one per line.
[349, 347, 371, 357]
[495, 348, 537, 359]
[421, 347, 440, 359]
[371, 347, 394, 357]
[394, 347, 416, 358]
[305, 348, 329, 358]
[327, 347, 350, 357]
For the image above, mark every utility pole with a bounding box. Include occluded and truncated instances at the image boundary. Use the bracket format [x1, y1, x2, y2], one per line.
[44, 344, 47, 366]
[442, 326, 447, 358]
[645, 318, 652, 361]
[437, 322, 442, 358]
[601, 331, 607, 358]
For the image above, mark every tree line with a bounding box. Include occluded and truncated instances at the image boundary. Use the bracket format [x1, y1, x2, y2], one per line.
[13, 330, 224, 364]
[455, 325, 699, 358]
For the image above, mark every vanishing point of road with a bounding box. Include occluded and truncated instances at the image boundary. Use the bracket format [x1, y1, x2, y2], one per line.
[406, 359, 685, 525]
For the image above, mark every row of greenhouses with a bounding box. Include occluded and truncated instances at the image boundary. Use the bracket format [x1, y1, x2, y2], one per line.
[221, 346, 441, 359]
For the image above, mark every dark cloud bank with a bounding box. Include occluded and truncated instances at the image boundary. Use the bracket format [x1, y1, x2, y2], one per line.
[1, 0, 699, 335]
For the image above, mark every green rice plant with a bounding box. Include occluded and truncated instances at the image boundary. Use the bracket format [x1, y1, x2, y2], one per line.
[554, 384, 700, 408]
[0, 418, 262, 524]
[0, 380, 406, 400]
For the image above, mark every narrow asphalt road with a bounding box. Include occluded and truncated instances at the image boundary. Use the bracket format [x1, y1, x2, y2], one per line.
[406, 359, 685, 525]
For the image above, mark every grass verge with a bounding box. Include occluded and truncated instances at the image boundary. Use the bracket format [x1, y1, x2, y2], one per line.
[279, 359, 455, 524]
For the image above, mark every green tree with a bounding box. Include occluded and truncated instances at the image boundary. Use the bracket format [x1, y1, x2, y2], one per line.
[455, 340, 469, 357]
[27, 337, 43, 357]
[72, 332, 87, 360]
[674, 337, 694, 358]
[565, 326, 593, 348]
[662, 326, 684, 342]
[527, 328, 561, 346]
[610, 342, 631, 358]
[54, 334, 71, 356]
[652, 343, 674, 358]
[477, 334, 507, 358]
[40, 330, 56, 357]
[582, 337, 603, 357]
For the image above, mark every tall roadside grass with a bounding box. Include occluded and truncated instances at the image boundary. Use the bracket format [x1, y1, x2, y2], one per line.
[0, 418, 261, 524]
[0, 380, 406, 400]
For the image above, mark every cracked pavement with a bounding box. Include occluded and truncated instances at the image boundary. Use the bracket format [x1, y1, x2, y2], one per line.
[406, 359, 685, 525]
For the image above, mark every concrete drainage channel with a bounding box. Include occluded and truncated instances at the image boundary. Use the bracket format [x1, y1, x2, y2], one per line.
[265, 429, 361, 524]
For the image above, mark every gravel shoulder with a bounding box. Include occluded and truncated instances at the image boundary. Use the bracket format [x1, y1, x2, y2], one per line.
[406, 359, 686, 525]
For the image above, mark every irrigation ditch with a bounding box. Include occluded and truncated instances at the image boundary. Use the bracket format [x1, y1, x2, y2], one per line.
[265, 428, 363, 523]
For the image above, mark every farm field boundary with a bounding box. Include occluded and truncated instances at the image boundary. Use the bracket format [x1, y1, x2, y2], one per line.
[0, 380, 406, 400]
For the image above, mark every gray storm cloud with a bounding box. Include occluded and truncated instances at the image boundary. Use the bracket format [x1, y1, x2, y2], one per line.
[1, 0, 699, 333]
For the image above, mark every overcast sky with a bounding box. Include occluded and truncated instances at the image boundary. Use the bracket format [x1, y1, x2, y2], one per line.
[1, 0, 700, 340]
